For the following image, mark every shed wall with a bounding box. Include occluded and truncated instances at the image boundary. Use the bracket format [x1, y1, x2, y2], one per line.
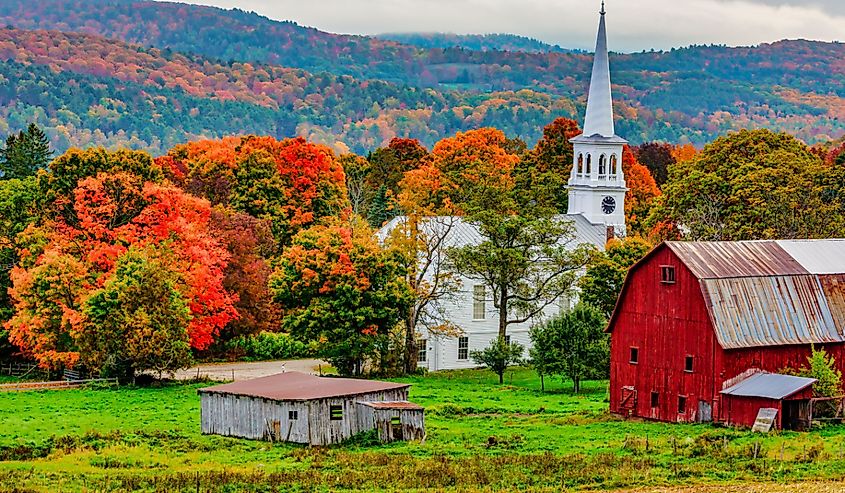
[201, 388, 409, 445]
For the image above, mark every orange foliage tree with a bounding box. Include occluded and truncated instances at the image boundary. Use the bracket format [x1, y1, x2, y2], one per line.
[5, 149, 237, 372]
[622, 146, 661, 237]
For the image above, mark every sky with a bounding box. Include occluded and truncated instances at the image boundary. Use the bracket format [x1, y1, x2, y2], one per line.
[171, 0, 844, 52]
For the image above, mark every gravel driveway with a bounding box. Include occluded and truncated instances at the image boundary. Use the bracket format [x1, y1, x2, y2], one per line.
[174, 359, 328, 382]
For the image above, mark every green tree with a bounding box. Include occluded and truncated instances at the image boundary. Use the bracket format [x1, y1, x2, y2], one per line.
[79, 247, 193, 381]
[270, 216, 412, 376]
[652, 129, 844, 240]
[579, 237, 652, 317]
[530, 304, 609, 394]
[0, 177, 41, 323]
[528, 322, 558, 392]
[367, 185, 393, 228]
[0, 124, 52, 180]
[470, 336, 524, 384]
[784, 347, 843, 398]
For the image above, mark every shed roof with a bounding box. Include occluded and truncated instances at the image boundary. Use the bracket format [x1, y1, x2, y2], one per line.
[666, 241, 809, 279]
[357, 401, 424, 410]
[198, 372, 410, 401]
[720, 372, 816, 400]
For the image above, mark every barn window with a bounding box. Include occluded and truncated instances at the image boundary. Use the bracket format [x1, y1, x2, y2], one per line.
[330, 405, 343, 421]
[660, 265, 676, 284]
[629, 347, 639, 364]
[458, 337, 469, 360]
[417, 339, 427, 362]
[678, 396, 687, 414]
[650, 392, 659, 408]
[685, 355, 694, 373]
[473, 285, 486, 320]
[289, 410, 298, 420]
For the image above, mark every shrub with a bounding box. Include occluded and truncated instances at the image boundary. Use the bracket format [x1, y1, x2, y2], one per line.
[226, 331, 310, 361]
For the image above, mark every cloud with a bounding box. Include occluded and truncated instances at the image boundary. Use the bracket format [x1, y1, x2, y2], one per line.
[172, 0, 845, 52]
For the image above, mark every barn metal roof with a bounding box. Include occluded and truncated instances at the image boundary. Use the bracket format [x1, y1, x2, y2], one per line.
[607, 240, 845, 349]
[720, 372, 816, 400]
[702, 275, 845, 349]
[198, 372, 410, 401]
[666, 241, 809, 279]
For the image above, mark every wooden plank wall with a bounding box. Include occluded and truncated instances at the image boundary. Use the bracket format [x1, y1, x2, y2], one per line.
[200, 388, 410, 446]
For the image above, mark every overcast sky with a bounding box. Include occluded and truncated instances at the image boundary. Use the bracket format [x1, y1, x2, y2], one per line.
[171, 0, 844, 52]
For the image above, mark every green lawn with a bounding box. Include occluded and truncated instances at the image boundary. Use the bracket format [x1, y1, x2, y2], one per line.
[1, 368, 845, 492]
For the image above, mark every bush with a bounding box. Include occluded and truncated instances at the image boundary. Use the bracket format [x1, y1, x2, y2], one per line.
[225, 332, 310, 361]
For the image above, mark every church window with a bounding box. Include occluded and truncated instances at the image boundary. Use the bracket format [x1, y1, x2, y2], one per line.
[577, 154, 584, 175]
[610, 154, 618, 176]
[586, 154, 592, 175]
[473, 285, 486, 320]
[458, 337, 469, 360]
[598, 154, 607, 177]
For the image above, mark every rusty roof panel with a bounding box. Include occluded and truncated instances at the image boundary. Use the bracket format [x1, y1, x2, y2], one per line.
[199, 372, 410, 401]
[668, 241, 809, 279]
[702, 275, 845, 349]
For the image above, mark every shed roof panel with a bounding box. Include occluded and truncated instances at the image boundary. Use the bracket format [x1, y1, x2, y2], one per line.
[776, 240, 845, 274]
[199, 372, 410, 401]
[720, 372, 816, 399]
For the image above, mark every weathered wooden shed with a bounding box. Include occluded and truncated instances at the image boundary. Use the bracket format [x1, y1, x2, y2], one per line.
[607, 240, 845, 427]
[198, 372, 425, 446]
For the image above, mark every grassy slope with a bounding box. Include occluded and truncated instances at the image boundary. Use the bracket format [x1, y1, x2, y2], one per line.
[1, 368, 845, 492]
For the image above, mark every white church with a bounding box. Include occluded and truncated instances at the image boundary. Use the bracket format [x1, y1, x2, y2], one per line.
[382, 4, 628, 371]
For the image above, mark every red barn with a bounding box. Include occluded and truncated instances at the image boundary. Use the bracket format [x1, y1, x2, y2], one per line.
[607, 240, 845, 429]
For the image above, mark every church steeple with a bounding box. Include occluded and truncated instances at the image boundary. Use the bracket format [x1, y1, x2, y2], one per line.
[566, 2, 627, 236]
[582, 2, 615, 138]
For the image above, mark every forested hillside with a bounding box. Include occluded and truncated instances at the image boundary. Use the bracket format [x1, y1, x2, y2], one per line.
[0, 0, 843, 152]
[376, 33, 575, 54]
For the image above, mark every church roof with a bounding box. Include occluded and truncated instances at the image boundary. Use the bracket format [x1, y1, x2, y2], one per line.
[378, 214, 608, 251]
[580, 4, 619, 140]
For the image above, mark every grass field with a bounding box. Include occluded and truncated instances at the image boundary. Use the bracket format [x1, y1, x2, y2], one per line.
[2, 368, 845, 492]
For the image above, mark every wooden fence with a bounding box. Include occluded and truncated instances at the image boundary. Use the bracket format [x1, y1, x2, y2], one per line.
[0, 378, 119, 392]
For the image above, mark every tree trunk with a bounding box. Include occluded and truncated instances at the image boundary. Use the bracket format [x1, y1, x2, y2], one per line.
[498, 371, 504, 384]
[404, 310, 417, 375]
[498, 284, 508, 339]
[540, 373, 545, 392]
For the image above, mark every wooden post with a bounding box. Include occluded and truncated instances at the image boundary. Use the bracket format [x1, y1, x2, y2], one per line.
[780, 441, 785, 461]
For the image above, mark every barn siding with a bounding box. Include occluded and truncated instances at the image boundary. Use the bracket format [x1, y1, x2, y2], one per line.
[609, 246, 718, 423]
[200, 388, 409, 446]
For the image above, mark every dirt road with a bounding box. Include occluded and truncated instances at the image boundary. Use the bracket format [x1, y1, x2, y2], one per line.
[174, 359, 327, 382]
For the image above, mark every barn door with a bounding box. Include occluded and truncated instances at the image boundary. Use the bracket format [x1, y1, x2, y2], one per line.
[697, 401, 712, 423]
[620, 386, 637, 415]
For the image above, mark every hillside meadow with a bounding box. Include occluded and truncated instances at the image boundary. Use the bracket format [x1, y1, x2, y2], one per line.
[1, 369, 845, 492]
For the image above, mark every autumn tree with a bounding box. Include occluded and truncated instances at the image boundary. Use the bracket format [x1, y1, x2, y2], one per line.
[653, 129, 845, 240]
[0, 123, 52, 180]
[437, 129, 592, 339]
[78, 246, 193, 380]
[524, 117, 582, 212]
[5, 149, 237, 370]
[270, 216, 412, 376]
[209, 207, 279, 346]
[622, 147, 661, 237]
[161, 136, 350, 249]
[579, 236, 652, 317]
[633, 142, 674, 187]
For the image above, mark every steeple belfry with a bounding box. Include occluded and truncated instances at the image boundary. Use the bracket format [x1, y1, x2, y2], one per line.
[582, 3, 615, 138]
[566, 2, 628, 236]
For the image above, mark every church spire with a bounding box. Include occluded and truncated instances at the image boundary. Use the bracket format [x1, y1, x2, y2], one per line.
[581, 2, 615, 138]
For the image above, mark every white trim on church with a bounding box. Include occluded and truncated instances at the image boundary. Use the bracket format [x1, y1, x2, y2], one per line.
[380, 3, 627, 371]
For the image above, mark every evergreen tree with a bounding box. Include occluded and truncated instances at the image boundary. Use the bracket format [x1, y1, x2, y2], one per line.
[367, 185, 393, 228]
[0, 124, 52, 180]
